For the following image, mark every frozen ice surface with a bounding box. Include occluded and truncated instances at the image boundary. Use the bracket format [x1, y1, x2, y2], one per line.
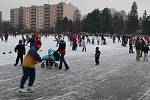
[0, 35, 150, 100]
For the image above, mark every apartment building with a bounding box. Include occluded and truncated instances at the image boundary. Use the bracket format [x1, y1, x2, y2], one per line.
[19, 7, 24, 30]
[0, 11, 2, 23]
[10, 2, 81, 32]
[63, 3, 78, 21]
[50, 5, 57, 28]
[10, 9, 19, 29]
[36, 6, 44, 31]
[23, 7, 30, 30]
[30, 5, 36, 31]
[44, 4, 50, 31]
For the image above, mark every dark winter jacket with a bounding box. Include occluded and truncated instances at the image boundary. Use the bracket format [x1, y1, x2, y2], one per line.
[15, 44, 25, 56]
[143, 46, 149, 53]
[95, 49, 101, 58]
[57, 41, 66, 54]
[129, 38, 133, 45]
[135, 41, 142, 50]
[27, 37, 35, 48]
[141, 39, 145, 51]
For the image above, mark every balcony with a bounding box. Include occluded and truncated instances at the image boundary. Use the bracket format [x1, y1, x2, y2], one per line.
[45, 13, 50, 16]
[45, 16, 50, 18]
[31, 16, 36, 19]
[45, 18, 50, 20]
[31, 10, 36, 12]
[30, 25, 36, 27]
[31, 22, 36, 24]
[31, 20, 36, 22]
[31, 12, 36, 14]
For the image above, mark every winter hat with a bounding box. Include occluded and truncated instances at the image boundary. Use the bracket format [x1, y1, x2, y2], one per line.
[35, 40, 42, 48]
[96, 47, 99, 50]
[19, 40, 22, 44]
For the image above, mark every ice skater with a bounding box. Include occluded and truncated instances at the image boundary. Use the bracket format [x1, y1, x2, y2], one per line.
[143, 43, 149, 62]
[82, 36, 86, 52]
[14, 40, 26, 66]
[129, 37, 134, 53]
[56, 40, 69, 70]
[92, 34, 95, 45]
[19, 42, 42, 93]
[95, 47, 101, 65]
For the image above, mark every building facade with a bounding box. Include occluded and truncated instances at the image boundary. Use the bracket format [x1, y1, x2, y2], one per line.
[0, 11, 2, 23]
[23, 7, 30, 30]
[10, 9, 19, 29]
[44, 4, 50, 32]
[10, 2, 81, 32]
[50, 4, 57, 29]
[36, 6, 44, 31]
[63, 3, 77, 21]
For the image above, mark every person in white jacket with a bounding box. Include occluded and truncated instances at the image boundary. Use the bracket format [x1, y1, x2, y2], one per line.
[92, 34, 95, 45]
[96, 35, 100, 45]
[82, 36, 86, 52]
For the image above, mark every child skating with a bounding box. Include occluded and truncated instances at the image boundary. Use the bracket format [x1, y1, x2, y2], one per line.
[95, 47, 101, 65]
[14, 40, 25, 66]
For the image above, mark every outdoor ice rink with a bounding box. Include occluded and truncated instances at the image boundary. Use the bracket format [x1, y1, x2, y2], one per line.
[0, 35, 150, 100]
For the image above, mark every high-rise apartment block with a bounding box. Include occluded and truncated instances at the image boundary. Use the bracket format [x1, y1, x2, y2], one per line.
[10, 2, 81, 32]
[0, 11, 2, 23]
[10, 8, 19, 29]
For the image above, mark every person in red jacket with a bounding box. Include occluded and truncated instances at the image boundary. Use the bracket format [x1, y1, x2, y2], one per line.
[71, 35, 77, 50]
[56, 40, 69, 70]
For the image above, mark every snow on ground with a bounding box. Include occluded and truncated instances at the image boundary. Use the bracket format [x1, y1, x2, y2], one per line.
[0, 35, 128, 66]
[0, 35, 150, 100]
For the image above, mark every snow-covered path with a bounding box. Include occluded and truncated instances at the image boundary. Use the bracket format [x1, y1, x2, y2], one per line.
[0, 36, 150, 100]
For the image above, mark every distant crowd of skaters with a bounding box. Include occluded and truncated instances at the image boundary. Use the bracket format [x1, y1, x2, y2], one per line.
[54, 33, 106, 52]
[0, 32, 149, 62]
[53, 33, 150, 64]
[112, 35, 150, 62]
[54, 33, 149, 62]
[0, 32, 149, 93]
[0, 33, 9, 42]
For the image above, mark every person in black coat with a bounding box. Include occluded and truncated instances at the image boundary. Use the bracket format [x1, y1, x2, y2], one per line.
[95, 47, 101, 65]
[26, 35, 35, 48]
[56, 40, 69, 70]
[129, 37, 134, 53]
[143, 43, 149, 62]
[140, 38, 145, 57]
[14, 40, 26, 66]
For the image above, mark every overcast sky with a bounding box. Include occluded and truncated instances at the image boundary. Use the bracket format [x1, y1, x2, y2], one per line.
[0, 0, 150, 20]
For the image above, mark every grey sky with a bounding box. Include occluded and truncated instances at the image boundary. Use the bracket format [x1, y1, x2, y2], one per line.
[0, 0, 150, 20]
